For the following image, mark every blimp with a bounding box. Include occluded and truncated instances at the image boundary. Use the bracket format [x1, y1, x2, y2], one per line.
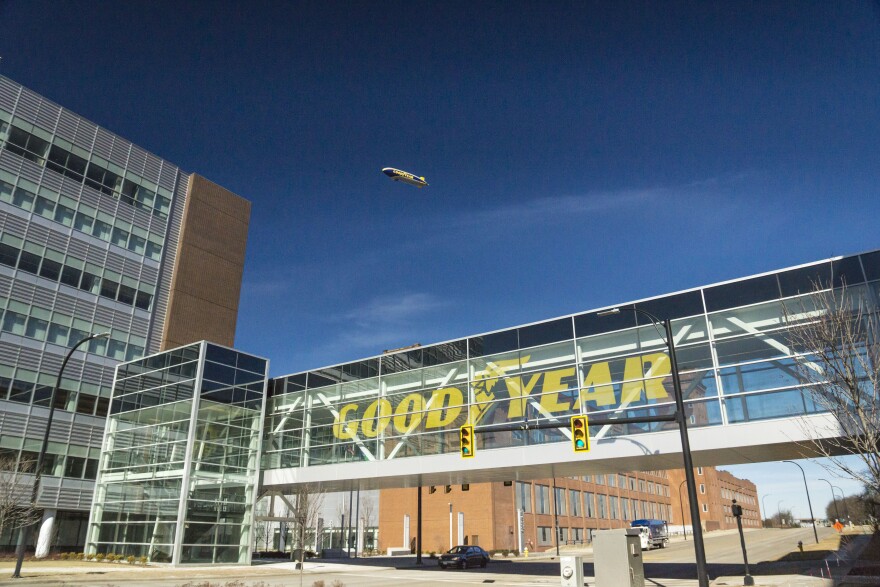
[382, 167, 428, 188]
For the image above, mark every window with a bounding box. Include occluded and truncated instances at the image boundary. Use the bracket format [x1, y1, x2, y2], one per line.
[569, 490, 581, 516]
[697, 467, 703, 475]
[595, 475, 604, 485]
[584, 492, 595, 517]
[2, 310, 27, 335]
[597, 494, 607, 519]
[515, 482, 532, 513]
[639, 479, 646, 493]
[0, 242, 19, 267]
[536, 485, 551, 514]
[537, 526, 552, 546]
[609, 496, 619, 519]
[17, 250, 41, 274]
[608, 475, 616, 488]
[554, 487, 567, 515]
[699, 483, 706, 494]
[702, 503, 708, 513]
[64, 456, 85, 478]
[60, 266, 82, 288]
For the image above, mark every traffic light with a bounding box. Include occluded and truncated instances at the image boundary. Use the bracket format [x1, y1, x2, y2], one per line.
[571, 415, 590, 452]
[460, 425, 475, 458]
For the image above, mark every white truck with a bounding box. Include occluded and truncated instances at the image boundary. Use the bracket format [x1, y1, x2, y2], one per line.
[631, 519, 669, 550]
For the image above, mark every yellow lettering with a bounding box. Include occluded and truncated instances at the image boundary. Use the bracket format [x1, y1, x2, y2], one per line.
[642, 353, 671, 399]
[580, 362, 616, 407]
[361, 399, 392, 438]
[621, 353, 671, 404]
[333, 403, 360, 439]
[425, 387, 463, 428]
[393, 393, 425, 434]
[540, 367, 575, 413]
[505, 373, 542, 418]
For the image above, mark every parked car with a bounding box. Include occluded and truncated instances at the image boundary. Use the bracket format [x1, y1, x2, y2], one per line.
[438, 545, 489, 569]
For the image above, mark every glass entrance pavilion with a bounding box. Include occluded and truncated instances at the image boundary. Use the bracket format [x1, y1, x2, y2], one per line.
[85, 342, 268, 564]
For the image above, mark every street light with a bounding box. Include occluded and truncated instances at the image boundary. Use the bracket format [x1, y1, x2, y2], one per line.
[12, 331, 111, 579]
[597, 307, 709, 587]
[831, 484, 849, 521]
[783, 460, 819, 543]
[678, 479, 688, 541]
[818, 478, 841, 521]
[761, 494, 771, 528]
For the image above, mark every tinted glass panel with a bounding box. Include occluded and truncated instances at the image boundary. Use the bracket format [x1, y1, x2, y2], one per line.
[468, 329, 518, 358]
[518, 318, 573, 349]
[237, 353, 267, 375]
[18, 251, 40, 274]
[306, 372, 336, 389]
[778, 264, 831, 297]
[635, 290, 704, 321]
[205, 344, 237, 366]
[381, 351, 421, 374]
[342, 359, 378, 379]
[862, 251, 880, 282]
[703, 274, 780, 312]
[202, 362, 236, 386]
[39, 259, 62, 281]
[574, 310, 637, 338]
[422, 340, 467, 366]
[832, 256, 864, 287]
[0, 243, 19, 267]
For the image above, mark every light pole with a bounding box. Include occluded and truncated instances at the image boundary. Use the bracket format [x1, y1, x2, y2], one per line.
[832, 485, 850, 521]
[819, 478, 841, 521]
[761, 494, 771, 528]
[783, 461, 819, 543]
[12, 331, 110, 579]
[678, 479, 688, 540]
[597, 307, 709, 587]
[731, 499, 754, 586]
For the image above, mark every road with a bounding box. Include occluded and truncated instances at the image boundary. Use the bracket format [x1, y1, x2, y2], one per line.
[645, 526, 835, 565]
[0, 528, 842, 587]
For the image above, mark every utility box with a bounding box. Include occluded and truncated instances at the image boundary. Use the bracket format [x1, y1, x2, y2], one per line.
[593, 528, 645, 587]
[560, 555, 584, 587]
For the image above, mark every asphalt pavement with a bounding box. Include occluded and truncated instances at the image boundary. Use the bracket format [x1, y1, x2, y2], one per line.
[0, 527, 867, 587]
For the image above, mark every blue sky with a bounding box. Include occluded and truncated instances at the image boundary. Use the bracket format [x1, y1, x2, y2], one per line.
[2, 0, 877, 516]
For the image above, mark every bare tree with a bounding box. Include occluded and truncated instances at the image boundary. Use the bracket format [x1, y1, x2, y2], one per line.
[785, 284, 880, 502]
[359, 496, 377, 554]
[0, 456, 40, 544]
[289, 483, 325, 562]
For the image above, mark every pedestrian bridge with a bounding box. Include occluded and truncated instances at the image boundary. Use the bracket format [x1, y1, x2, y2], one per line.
[262, 412, 843, 493]
[260, 264, 874, 492]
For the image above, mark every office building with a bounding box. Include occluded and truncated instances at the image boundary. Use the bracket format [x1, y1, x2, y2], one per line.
[0, 76, 251, 552]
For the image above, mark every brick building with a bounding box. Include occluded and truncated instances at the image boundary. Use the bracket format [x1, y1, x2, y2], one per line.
[379, 470, 673, 554]
[667, 467, 761, 533]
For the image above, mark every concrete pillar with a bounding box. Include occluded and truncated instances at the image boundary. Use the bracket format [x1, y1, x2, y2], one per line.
[35, 509, 57, 558]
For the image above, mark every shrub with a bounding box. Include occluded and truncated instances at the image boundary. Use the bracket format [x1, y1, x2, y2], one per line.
[127, 555, 135, 564]
[77, 552, 84, 560]
[60, 553, 69, 560]
[331, 581, 345, 587]
[311, 581, 325, 587]
[138, 555, 147, 565]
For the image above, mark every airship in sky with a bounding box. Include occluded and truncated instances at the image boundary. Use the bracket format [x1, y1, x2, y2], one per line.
[382, 167, 428, 188]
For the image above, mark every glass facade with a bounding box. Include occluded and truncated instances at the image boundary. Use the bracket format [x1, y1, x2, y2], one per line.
[86, 342, 268, 564]
[263, 253, 880, 471]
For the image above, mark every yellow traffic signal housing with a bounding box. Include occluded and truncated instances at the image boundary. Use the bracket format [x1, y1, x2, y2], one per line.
[460, 425, 475, 458]
[571, 415, 590, 452]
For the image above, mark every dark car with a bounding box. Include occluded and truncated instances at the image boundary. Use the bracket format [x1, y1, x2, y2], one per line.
[438, 545, 489, 569]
